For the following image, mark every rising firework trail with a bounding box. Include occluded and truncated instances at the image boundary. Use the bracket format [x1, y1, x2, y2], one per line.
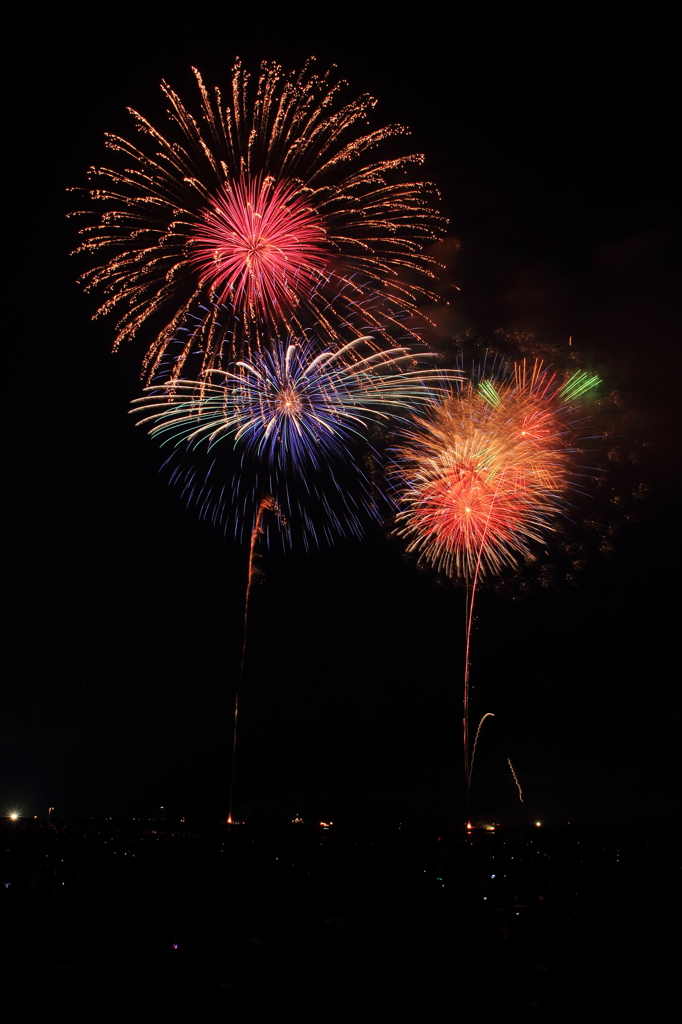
[469, 713, 495, 790]
[392, 359, 600, 820]
[228, 495, 278, 825]
[71, 59, 445, 379]
[507, 758, 524, 803]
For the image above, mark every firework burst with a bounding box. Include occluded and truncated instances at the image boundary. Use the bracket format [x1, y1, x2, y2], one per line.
[190, 175, 328, 314]
[392, 361, 599, 580]
[71, 60, 444, 379]
[131, 335, 461, 548]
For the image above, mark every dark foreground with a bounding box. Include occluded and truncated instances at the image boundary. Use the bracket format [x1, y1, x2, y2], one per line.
[1, 820, 676, 1021]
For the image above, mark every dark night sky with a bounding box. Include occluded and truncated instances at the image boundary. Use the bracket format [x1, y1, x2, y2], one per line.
[5, 7, 680, 825]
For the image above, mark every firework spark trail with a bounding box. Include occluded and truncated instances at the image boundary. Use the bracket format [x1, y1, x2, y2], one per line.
[71, 60, 445, 379]
[462, 474, 507, 813]
[228, 494, 278, 825]
[507, 758, 524, 803]
[460, 434, 531, 802]
[132, 334, 462, 547]
[468, 712, 495, 786]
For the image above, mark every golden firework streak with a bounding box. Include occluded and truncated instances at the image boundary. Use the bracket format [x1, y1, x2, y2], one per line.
[227, 495, 279, 824]
[462, 474, 506, 818]
[507, 758, 524, 803]
[468, 713, 495, 786]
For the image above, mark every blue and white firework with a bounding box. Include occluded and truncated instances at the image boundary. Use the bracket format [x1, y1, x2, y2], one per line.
[131, 335, 461, 547]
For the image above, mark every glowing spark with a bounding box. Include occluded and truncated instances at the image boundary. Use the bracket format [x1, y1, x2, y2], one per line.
[469, 712, 495, 785]
[478, 379, 501, 408]
[560, 371, 601, 401]
[507, 758, 524, 803]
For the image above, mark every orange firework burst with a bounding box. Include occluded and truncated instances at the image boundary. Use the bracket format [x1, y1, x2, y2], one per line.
[392, 361, 591, 580]
[71, 59, 444, 379]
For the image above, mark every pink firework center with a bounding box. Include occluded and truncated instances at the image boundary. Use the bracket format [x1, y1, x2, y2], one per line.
[191, 176, 329, 314]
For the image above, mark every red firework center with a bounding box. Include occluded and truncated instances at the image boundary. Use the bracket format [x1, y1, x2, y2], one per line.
[414, 461, 541, 556]
[190, 176, 329, 313]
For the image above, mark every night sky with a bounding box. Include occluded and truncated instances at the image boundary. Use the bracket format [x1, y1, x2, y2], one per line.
[6, 8, 679, 826]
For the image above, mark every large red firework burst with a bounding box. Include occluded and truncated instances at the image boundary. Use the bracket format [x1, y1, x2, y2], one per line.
[71, 59, 444, 379]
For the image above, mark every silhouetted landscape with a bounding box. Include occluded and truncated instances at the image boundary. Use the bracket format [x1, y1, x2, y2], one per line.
[2, 819, 676, 1020]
